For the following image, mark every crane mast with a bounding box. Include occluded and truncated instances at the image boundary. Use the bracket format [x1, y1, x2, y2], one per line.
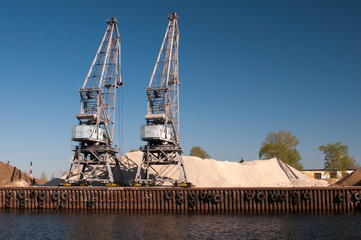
[65, 18, 122, 185]
[135, 13, 188, 186]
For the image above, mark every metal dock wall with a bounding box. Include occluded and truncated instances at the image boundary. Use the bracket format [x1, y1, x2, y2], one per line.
[1, 187, 361, 212]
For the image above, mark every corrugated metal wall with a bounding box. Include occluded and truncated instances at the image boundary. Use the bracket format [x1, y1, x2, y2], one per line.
[1, 187, 360, 212]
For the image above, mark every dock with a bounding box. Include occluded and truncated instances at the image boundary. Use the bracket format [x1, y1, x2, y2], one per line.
[1, 187, 361, 212]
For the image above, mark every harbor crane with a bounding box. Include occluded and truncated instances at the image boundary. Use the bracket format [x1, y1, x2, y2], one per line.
[65, 18, 122, 185]
[134, 13, 189, 186]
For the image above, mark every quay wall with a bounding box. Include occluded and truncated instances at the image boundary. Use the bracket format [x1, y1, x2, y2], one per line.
[1, 187, 361, 212]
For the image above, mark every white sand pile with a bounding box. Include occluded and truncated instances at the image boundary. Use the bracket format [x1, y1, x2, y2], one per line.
[2, 180, 30, 187]
[118, 151, 329, 187]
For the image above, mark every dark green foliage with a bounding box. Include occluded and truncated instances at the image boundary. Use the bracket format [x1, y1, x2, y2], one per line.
[319, 142, 359, 178]
[259, 130, 303, 170]
[190, 146, 210, 159]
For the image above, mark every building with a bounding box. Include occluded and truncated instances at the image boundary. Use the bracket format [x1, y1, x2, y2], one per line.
[302, 169, 356, 179]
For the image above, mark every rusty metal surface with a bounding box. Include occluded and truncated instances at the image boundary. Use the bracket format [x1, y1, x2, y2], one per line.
[1, 187, 361, 212]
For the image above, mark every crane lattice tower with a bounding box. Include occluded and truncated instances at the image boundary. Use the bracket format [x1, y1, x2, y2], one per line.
[134, 13, 189, 186]
[65, 18, 123, 185]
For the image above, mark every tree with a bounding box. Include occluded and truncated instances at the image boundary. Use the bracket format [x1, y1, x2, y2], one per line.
[190, 146, 210, 159]
[259, 130, 303, 170]
[40, 172, 47, 181]
[51, 173, 55, 179]
[319, 142, 359, 178]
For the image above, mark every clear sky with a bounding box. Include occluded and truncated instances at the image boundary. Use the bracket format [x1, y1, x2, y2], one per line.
[0, 0, 360, 178]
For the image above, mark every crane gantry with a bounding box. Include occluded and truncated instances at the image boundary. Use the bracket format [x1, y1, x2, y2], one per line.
[134, 13, 189, 186]
[65, 18, 122, 185]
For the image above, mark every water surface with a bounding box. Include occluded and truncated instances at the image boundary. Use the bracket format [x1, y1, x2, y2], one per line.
[1, 210, 360, 239]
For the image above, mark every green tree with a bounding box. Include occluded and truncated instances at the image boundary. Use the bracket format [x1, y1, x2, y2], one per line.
[51, 173, 55, 179]
[40, 172, 48, 181]
[319, 142, 359, 178]
[259, 130, 303, 170]
[190, 146, 210, 159]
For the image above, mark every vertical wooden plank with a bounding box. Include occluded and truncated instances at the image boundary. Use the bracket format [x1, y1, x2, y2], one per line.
[118, 189, 122, 210]
[111, 190, 114, 210]
[150, 189, 154, 212]
[114, 190, 118, 210]
[118, 190, 122, 210]
[150, 189, 154, 211]
[142, 190, 147, 211]
[150, 190, 154, 211]
[107, 189, 114, 210]
[329, 189, 334, 212]
[94, 190, 98, 210]
[252, 190, 256, 213]
[161, 189, 165, 212]
[322, 189, 326, 212]
[317, 189, 321, 212]
[77, 189, 80, 210]
[221, 190, 226, 212]
[343, 189, 348, 211]
[126, 189, 130, 211]
[264, 190, 268, 213]
[154, 190, 163, 211]
[107, 190, 110, 210]
[121, 189, 125, 210]
[133, 190, 137, 211]
[81, 189, 85, 210]
[86, 190, 90, 210]
[163, 190, 167, 212]
[234, 190, 238, 212]
[97, 190, 101, 210]
[199, 190, 203, 212]
[105, 190, 109, 210]
[45, 190, 49, 209]
[148, 190, 152, 211]
[104, 190, 107, 210]
[107, 190, 111, 210]
[324, 190, 329, 212]
[79, 189, 83, 210]
[226, 190, 230, 212]
[310, 189, 315, 212]
[285, 190, 290, 213]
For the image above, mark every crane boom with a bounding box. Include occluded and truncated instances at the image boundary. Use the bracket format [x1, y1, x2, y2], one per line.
[65, 18, 122, 185]
[134, 13, 189, 186]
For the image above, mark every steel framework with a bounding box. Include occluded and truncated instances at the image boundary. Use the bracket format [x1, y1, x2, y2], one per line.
[65, 18, 122, 185]
[134, 13, 188, 186]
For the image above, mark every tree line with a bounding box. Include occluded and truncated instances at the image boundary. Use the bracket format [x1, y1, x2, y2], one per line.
[190, 129, 359, 178]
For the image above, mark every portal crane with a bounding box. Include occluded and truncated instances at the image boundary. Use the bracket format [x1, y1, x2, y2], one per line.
[65, 18, 122, 185]
[134, 13, 188, 186]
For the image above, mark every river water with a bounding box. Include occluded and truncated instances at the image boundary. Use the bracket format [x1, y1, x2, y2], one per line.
[1, 210, 361, 239]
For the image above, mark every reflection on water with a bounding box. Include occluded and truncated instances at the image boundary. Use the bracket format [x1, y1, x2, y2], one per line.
[1, 209, 361, 239]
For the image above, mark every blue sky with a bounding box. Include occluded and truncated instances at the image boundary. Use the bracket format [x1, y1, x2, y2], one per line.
[0, 0, 360, 178]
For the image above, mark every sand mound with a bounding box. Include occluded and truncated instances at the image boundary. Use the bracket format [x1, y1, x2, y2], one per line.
[118, 152, 328, 187]
[0, 161, 44, 187]
[336, 167, 361, 186]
